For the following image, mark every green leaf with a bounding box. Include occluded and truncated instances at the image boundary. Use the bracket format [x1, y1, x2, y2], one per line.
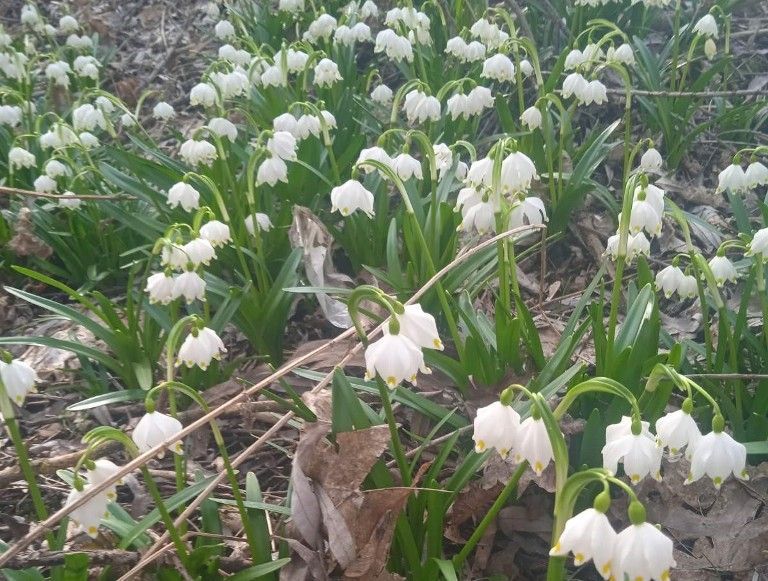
[67, 390, 146, 411]
[0, 336, 123, 375]
[226, 558, 291, 581]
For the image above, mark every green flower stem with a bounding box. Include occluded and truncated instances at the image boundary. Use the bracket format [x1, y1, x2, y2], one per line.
[139, 466, 191, 572]
[756, 260, 768, 352]
[376, 378, 412, 487]
[670, 0, 683, 88]
[0, 387, 55, 548]
[453, 462, 526, 570]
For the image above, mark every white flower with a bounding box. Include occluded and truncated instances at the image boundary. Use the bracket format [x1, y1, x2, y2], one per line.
[46, 61, 72, 86]
[550, 508, 616, 579]
[466, 86, 494, 115]
[521, 106, 542, 130]
[72, 104, 106, 132]
[630, 199, 662, 237]
[514, 417, 555, 476]
[9, 147, 36, 170]
[500, 151, 538, 193]
[21, 5, 42, 28]
[371, 84, 393, 106]
[178, 327, 226, 370]
[472, 401, 520, 458]
[245, 213, 273, 235]
[313, 58, 342, 87]
[640, 148, 663, 173]
[167, 182, 200, 212]
[331, 180, 375, 217]
[121, 113, 136, 127]
[746, 227, 768, 260]
[609, 43, 635, 66]
[132, 411, 184, 457]
[78, 132, 99, 149]
[364, 331, 426, 388]
[40, 124, 78, 149]
[686, 430, 748, 488]
[214, 20, 236, 40]
[520, 59, 534, 77]
[655, 265, 687, 298]
[583, 43, 605, 62]
[446, 93, 470, 120]
[145, 272, 176, 305]
[458, 194, 497, 234]
[279, 0, 304, 12]
[212, 68, 249, 98]
[716, 163, 748, 193]
[34, 175, 57, 193]
[445, 36, 468, 59]
[677, 274, 698, 298]
[162, 243, 188, 270]
[465, 157, 493, 188]
[374, 29, 413, 62]
[693, 14, 718, 38]
[208, 117, 237, 142]
[267, 131, 297, 161]
[392, 153, 423, 181]
[357, 146, 393, 175]
[59, 192, 82, 209]
[182, 238, 216, 267]
[562, 72, 588, 100]
[629, 232, 651, 259]
[152, 101, 175, 121]
[395, 304, 443, 350]
[564, 49, 586, 70]
[64, 485, 110, 538]
[218, 45, 251, 67]
[360, 0, 378, 19]
[402, 90, 440, 124]
[508, 196, 548, 230]
[179, 139, 217, 167]
[86, 459, 123, 501]
[481, 53, 514, 81]
[190, 82, 218, 107]
[708, 255, 737, 285]
[199, 220, 232, 247]
[655, 409, 701, 456]
[0, 359, 38, 407]
[256, 156, 288, 186]
[606, 415, 651, 439]
[0, 105, 22, 127]
[320, 110, 337, 130]
[277, 48, 309, 73]
[273, 113, 298, 136]
[612, 522, 676, 581]
[433, 143, 453, 176]
[74, 55, 99, 79]
[95, 97, 115, 114]
[295, 114, 321, 140]
[577, 79, 608, 106]
[305, 13, 337, 42]
[745, 161, 768, 189]
[172, 270, 206, 303]
[602, 424, 662, 484]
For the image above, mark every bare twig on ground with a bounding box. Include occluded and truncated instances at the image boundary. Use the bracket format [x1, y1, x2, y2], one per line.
[0, 185, 135, 201]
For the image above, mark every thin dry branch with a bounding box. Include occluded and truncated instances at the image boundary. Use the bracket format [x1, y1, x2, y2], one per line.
[0, 224, 543, 570]
[604, 88, 768, 97]
[0, 185, 135, 201]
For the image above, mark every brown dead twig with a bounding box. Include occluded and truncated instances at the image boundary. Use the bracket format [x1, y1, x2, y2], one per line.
[0, 185, 135, 201]
[604, 88, 768, 98]
[0, 224, 544, 572]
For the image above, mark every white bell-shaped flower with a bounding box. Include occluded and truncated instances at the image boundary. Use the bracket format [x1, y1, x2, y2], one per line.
[8, 147, 36, 170]
[179, 139, 217, 167]
[402, 90, 440, 124]
[464, 41, 486, 63]
[634, 183, 665, 217]
[391, 153, 423, 181]
[72, 104, 106, 132]
[245, 213, 273, 235]
[65, 485, 110, 538]
[152, 101, 175, 121]
[629, 199, 662, 237]
[86, 459, 124, 501]
[514, 416, 555, 476]
[466, 86, 494, 116]
[655, 265, 686, 298]
[655, 408, 701, 456]
[519, 59, 534, 77]
[182, 238, 216, 267]
[465, 157, 493, 188]
[145, 272, 176, 305]
[520, 106, 542, 130]
[330, 180, 375, 217]
[370, 84, 393, 106]
[256, 156, 289, 186]
[564, 49, 586, 70]
[0, 359, 38, 407]
[745, 161, 768, 190]
[313, 58, 342, 88]
[34, 175, 58, 194]
[481, 53, 514, 81]
[267, 131, 297, 161]
[395, 304, 442, 351]
[44, 159, 69, 178]
[199, 220, 232, 247]
[273, 112, 298, 136]
[500, 151, 538, 193]
[686, 429, 748, 488]
[0, 105, 22, 127]
[640, 148, 663, 173]
[357, 146, 394, 175]
[602, 424, 662, 484]
[609, 43, 635, 66]
[214, 19, 235, 40]
[716, 163, 748, 193]
[508, 196, 548, 230]
[374, 29, 413, 62]
[190, 82, 217, 107]
[172, 270, 206, 303]
[693, 14, 718, 38]
[456, 188, 498, 235]
[178, 327, 227, 370]
[167, 182, 200, 212]
[472, 401, 520, 458]
[708, 255, 737, 285]
[446, 93, 470, 120]
[562, 73, 588, 100]
[746, 227, 768, 260]
[132, 411, 184, 457]
[577, 80, 608, 106]
[550, 508, 616, 579]
[208, 117, 237, 142]
[612, 522, 676, 581]
[294, 114, 322, 140]
[364, 331, 425, 388]
[161, 243, 188, 270]
[444, 36, 467, 59]
[59, 192, 82, 209]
